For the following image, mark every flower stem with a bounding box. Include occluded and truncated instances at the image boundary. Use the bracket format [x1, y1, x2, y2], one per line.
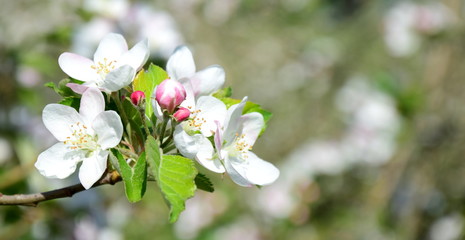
[159, 114, 169, 145]
[138, 105, 151, 138]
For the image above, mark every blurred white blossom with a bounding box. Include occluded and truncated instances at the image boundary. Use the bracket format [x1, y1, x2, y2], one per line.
[429, 214, 463, 240]
[383, 2, 454, 57]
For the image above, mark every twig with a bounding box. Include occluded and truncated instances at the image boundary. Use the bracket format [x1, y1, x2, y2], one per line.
[0, 171, 121, 207]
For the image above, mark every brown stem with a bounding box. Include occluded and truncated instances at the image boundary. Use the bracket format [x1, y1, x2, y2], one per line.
[0, 171, 122, 207]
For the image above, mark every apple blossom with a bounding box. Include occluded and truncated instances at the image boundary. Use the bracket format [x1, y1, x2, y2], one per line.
[59, 32, 149, 93]
[174, 96, 227, 173]
[35, 88, 123, 189]
[214, 98, 279, 187]
[166, 46, 225, 100]
[155, 79, 187, 113]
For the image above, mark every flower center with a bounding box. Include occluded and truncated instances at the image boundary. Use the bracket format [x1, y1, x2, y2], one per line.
[90, 58, 117, 82]
[63, 122, 99, 151]
[183, 108, 206, 134]
[226, 133, 252, 160]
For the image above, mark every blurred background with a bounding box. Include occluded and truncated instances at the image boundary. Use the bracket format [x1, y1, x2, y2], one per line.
[1, 0, 464, 239]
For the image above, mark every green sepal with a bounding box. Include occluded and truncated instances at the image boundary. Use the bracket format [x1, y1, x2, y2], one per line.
[145, 136, 198, 223]
[111, 148, 147, 203]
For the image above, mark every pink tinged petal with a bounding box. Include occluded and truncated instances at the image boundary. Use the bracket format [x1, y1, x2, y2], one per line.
[100, 65, 135, 92]
[78, 150, 109, 189]
[196, 96, 227, 137]
[223, 154, 253, 187]
[118, 38, 149, 71]
[214, 120, 223, 155]
[58, 53, 97, 82]
[166, 45, 196, 80]
[173, 125, 198, 159]
[195, 137, 225, 173]
[93, 111, 123, 150]
[93, 33, 128, 63]
[190, 65, 225, 97]
[42, 104, 84, 141]
[239, 112, 264, 147]
[35, 142, 82, 179]
[242, 152, 279, 186]
[80, 88, 105, 126]
[223, 97, 248, 144]
[66, 83, 92, 94]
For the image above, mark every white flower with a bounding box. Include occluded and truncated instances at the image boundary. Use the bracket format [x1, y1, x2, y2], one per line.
[174, 96, 227, 173]
[59, 32, 149, 93]
[35, 88, 123, 189]
[166, 46, 225, 101]
[214, 98, 279, 186]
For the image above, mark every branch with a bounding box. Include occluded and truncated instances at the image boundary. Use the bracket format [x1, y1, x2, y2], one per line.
[0, 171, 122, 207]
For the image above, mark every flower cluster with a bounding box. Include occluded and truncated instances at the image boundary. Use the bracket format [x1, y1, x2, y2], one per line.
[35, 33, 279, 221]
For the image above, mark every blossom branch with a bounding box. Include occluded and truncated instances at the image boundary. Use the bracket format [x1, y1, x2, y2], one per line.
[0, 171, 121, 207]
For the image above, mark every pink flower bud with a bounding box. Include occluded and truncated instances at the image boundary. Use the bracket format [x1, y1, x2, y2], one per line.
[131, 91, 145, 105]
[155, 79, 186, 113]
[173, 107, 190, 122]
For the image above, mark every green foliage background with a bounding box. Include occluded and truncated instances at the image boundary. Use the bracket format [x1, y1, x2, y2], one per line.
[1, 0, 465, 239]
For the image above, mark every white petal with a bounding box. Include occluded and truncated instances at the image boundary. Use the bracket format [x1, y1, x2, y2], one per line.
[179, 78, 196, 110]
[58, 53, 97, 82]
[223, 97, 247, 144]
[151, 96, 164, 121]
[190, 65, 225, 97]
[93, 33, 128, 63]
[42, 104, 84, 141]
[93, 111, 123, 150]
[195, 136, 225, 173]
[100, 65, 135, 92]
[118, 38, 149, 71]
[196, 96, 227, 137]
[166, 46, 195, 80]
[242, 152, 279, 186]
[80, 88, 105, 126]
[223, 154, 253, 187]
[78, 150, 108, 189]
[35, 142, 82, 179]
[173, 125, 198, 159]
[239, 112, 264, 147]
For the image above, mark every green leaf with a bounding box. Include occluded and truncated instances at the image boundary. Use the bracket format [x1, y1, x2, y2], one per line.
[45, 78, 81, 98]
[243, 101, 273, 126]
[133, 64, 169, 118]
[59, 97, 80, 110]
[220, 97, 241, 109]
[112, 149, 147, 203]
[145, 136, 197, 223]
[194, 173, 214, 192]
[219, 97, 272, 133]
[212, 87, 233, 98]
[122, 97, 145, 142]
